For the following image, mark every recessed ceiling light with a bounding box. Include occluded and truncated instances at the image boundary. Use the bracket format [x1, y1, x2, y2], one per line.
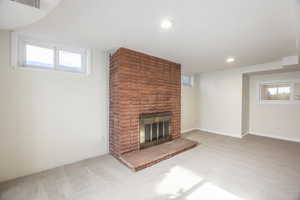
[161, 19, 173, 30]
[226, 57, 235, 63]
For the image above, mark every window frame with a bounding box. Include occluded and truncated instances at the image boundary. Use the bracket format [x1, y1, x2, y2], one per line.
[258, 80, 300, 104]
[12, 33, 90, 75]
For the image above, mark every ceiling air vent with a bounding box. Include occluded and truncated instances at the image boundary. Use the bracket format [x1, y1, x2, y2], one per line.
[10, 0, 40, 9]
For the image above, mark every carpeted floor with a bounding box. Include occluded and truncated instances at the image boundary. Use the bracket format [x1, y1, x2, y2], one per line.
[1, 130, 300, 200]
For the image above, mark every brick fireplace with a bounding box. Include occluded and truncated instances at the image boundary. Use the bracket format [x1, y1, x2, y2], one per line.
[109, 48, 181, 158]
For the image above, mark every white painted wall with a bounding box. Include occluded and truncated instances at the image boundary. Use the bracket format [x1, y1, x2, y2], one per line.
[0, 0, 61, 29]
[297, 0, 300, 58]
[181, 78, 198, 132]
[249, 71, 300, 142]
[197, 68, 244, 137]
[0, 30, 109, 182]
[241, 74, 250, 135]
[196, 62, 283, 138]
[298, 1, 300, 71]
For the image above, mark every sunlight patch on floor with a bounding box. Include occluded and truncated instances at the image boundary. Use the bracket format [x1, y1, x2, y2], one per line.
[156, 166, 244, 200]
[186, 183, 244, 200]
[156, 166, 203, 198]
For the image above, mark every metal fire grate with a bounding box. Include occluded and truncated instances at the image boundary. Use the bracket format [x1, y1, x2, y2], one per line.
[10, 0, 40, 8]
[140, 112, 171, 149]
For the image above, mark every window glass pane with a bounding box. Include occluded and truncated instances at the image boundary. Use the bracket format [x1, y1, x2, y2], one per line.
[25, 44, 54, 68]
[58, 50, 82, 69]
[267, 87, 277, 95]
[182, 75, 193, 87]
[261, 84, 291, 101]
[294, 83, 300, 100]
[278, 86, 290, 94]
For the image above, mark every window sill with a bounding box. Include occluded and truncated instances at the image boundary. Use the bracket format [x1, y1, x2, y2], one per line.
[12, 64, 91, 77]
[259, 100, 300, 105]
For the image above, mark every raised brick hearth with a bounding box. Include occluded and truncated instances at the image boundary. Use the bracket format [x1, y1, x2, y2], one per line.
[119, 138, 198, 171]
[109, 48, 181, 158]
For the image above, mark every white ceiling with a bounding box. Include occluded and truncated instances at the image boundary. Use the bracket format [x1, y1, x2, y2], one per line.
[17, 0, 299, 73]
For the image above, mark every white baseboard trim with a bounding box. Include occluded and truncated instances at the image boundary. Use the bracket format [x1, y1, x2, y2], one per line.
[249, 132, 300, 143]
[181, 128, 198, 133]
[196, 128, 242, 139]
[241, 131, 250, 137]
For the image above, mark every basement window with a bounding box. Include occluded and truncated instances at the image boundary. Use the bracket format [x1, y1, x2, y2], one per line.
[12, 33, 90, 74]
[259, 81, 300, 104]
[182, 75, 194, 87]
[25, 44, 54, 68]
[57, 49, 84, 72]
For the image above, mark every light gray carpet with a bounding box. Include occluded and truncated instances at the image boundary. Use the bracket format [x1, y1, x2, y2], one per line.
[1, 130, 300, 200]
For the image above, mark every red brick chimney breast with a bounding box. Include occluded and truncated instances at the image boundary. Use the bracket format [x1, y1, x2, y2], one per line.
[109, 48, 181, 157]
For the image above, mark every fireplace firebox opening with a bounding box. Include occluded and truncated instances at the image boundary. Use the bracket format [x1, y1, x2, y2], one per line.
[140, 112, 172, 149]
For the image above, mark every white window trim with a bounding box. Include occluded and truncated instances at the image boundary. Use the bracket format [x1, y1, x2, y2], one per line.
[11, 32, 91, 75]
[258, 79, 300, 104]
